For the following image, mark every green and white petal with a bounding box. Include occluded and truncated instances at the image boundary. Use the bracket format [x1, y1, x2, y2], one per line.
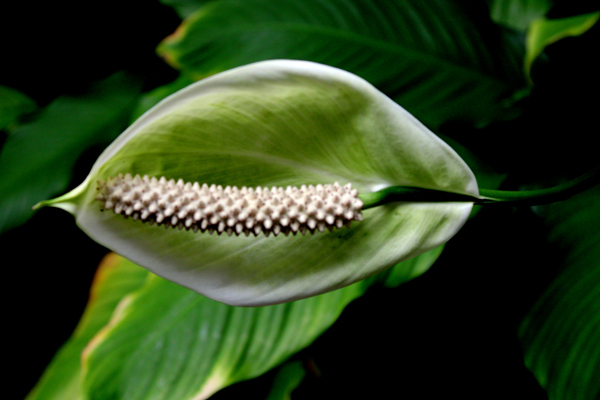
[42, 60, 478, 306]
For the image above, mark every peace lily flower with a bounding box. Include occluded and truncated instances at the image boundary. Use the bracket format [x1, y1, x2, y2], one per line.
[38, 60, 478, 306]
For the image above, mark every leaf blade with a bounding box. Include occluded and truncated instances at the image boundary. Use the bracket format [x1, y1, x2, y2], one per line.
[0, 85, 36, 131]
[26, 254, 149, 400]
[0, 73, 142, 234]
[81, 261, 372, 400]
[519, 185, 600, 400]
[158, 0, 526, 127]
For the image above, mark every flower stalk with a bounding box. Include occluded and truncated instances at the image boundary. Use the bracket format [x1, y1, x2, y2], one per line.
[360, 166, 600, 209]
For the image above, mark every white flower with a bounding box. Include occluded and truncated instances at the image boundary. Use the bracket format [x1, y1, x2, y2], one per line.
[40, 60, 478, 306]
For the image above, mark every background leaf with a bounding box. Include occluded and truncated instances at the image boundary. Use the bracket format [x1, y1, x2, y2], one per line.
[0, 85, 36, 132]
[158, 0, 526, 128]
[26, 254, 149, 400]
[525, 11, 600, 78]
[28, 246, 440, 400]
[0, 72, 142, 234]
[382, 244, 444, 288]
[130, 75, 195, 121]
[519, 185, 600, 400]
[159, 0, 213, 18]
[264, 361, 306, 400]
[81, 263, 383, 400]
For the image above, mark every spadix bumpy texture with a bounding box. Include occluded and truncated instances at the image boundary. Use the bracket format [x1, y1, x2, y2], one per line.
[97, 174, 363, 237]
[45, 59, 479, 306]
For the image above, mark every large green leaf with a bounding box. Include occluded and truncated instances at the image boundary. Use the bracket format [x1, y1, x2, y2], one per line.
[26, 254, 149, 400]
[82, 271, 371, 400]
[158, 0, 526, 128]
[42, 60, 477, 306]
[0, 73, 142, 234]
[29, 245, 440, 400]
[519, 185, 600, 399]
[81, 249, 433, 400]
[0, 85, 36, 131]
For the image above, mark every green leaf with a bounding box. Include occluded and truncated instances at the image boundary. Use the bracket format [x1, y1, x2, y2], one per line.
[158, 0, 526, 128]
[265, 361, 306, 400]
[525, 12, 600, 79]
[0, 72, 142, 234]
[43, 60, 477, 306]
[26, 254, 149, 400]
[488, 0, 553, 31]
[0, 85, 36, 131]
[81, 258, 374, 400]
[159, 0, 214, 18]
[30, 248, 439, 400]
[519, 185, 600, 399]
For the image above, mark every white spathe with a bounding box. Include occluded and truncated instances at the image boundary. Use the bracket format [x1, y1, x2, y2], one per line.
[46, 60, 478, 306]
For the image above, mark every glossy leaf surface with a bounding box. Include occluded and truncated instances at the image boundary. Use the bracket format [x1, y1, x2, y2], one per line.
[46, 60, 477, 306]
[81, 255, 374, 400]
[30, 247, 440, 400]
[158, 0, 526, 128]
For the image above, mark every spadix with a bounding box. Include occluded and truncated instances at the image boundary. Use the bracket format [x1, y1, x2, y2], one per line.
[96, 173, 363, 237]
[38, 60, 478, 306]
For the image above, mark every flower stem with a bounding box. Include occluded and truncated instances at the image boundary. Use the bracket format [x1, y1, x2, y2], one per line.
[360, 166, 600, 210]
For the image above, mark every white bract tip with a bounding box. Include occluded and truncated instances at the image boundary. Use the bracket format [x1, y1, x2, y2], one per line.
[96, 174, 363, 237]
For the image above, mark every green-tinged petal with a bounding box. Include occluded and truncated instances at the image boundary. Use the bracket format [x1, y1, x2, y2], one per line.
[44, 60, 477, 306]
[81, 257, 373, 400]
[26, 254, 149, 400]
